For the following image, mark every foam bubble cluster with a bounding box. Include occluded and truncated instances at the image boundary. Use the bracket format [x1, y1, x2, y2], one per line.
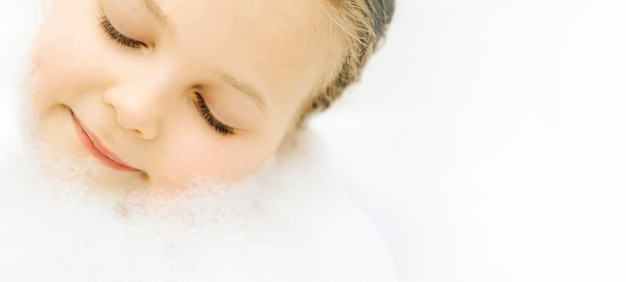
[0, 127, 397, 281]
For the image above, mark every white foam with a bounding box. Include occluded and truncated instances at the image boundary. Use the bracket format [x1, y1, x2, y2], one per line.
[0, 126, 397, 281]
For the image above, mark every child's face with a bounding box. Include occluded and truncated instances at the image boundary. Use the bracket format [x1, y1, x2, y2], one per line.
[28, 0, 338, 191]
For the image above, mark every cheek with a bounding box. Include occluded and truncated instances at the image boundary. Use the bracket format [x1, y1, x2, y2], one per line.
[29, 13, 112, 106]
[154, 130, 282, 187]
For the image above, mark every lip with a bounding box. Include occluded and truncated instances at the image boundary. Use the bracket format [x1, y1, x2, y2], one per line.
[70, 110, 140, 172]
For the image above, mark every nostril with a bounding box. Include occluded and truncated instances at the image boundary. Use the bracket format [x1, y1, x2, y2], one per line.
[134, 128, 157, 140]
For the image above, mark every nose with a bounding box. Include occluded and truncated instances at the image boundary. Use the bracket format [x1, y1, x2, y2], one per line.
[103, 79, 173, 140]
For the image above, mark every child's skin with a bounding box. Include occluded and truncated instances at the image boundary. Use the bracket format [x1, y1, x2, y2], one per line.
[29, 0, 340, 192]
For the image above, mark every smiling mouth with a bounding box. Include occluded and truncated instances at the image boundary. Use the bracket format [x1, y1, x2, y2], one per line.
[70, 109, 140, 172]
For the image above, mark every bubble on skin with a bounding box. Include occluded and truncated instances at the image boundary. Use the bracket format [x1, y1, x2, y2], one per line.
[0, 63, 396, 282]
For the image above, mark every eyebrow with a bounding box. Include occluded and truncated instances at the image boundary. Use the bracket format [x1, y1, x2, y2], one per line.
[217, 71, 268, 113]
[142, 0, 166, 24]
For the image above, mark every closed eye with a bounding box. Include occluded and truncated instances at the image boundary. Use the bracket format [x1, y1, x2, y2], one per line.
[194, 92, 236, 136]
[99, 16, 147, 49]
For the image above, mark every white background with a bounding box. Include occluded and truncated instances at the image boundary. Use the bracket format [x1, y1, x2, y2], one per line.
[313, 0, 626, 281]
[2, 1, 626, 281]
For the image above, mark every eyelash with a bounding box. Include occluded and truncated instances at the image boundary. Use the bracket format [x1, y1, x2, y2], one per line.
[99, 16, 146, 49]
[99, 16, 235, 136]
[194, 93, 236, 136]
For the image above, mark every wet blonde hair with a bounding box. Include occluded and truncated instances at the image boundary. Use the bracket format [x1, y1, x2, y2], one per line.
[301, 0, 395, 122]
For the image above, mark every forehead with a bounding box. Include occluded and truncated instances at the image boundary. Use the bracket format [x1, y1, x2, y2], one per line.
[146, 0, 337, 106]
[158, 0, 321, 35]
